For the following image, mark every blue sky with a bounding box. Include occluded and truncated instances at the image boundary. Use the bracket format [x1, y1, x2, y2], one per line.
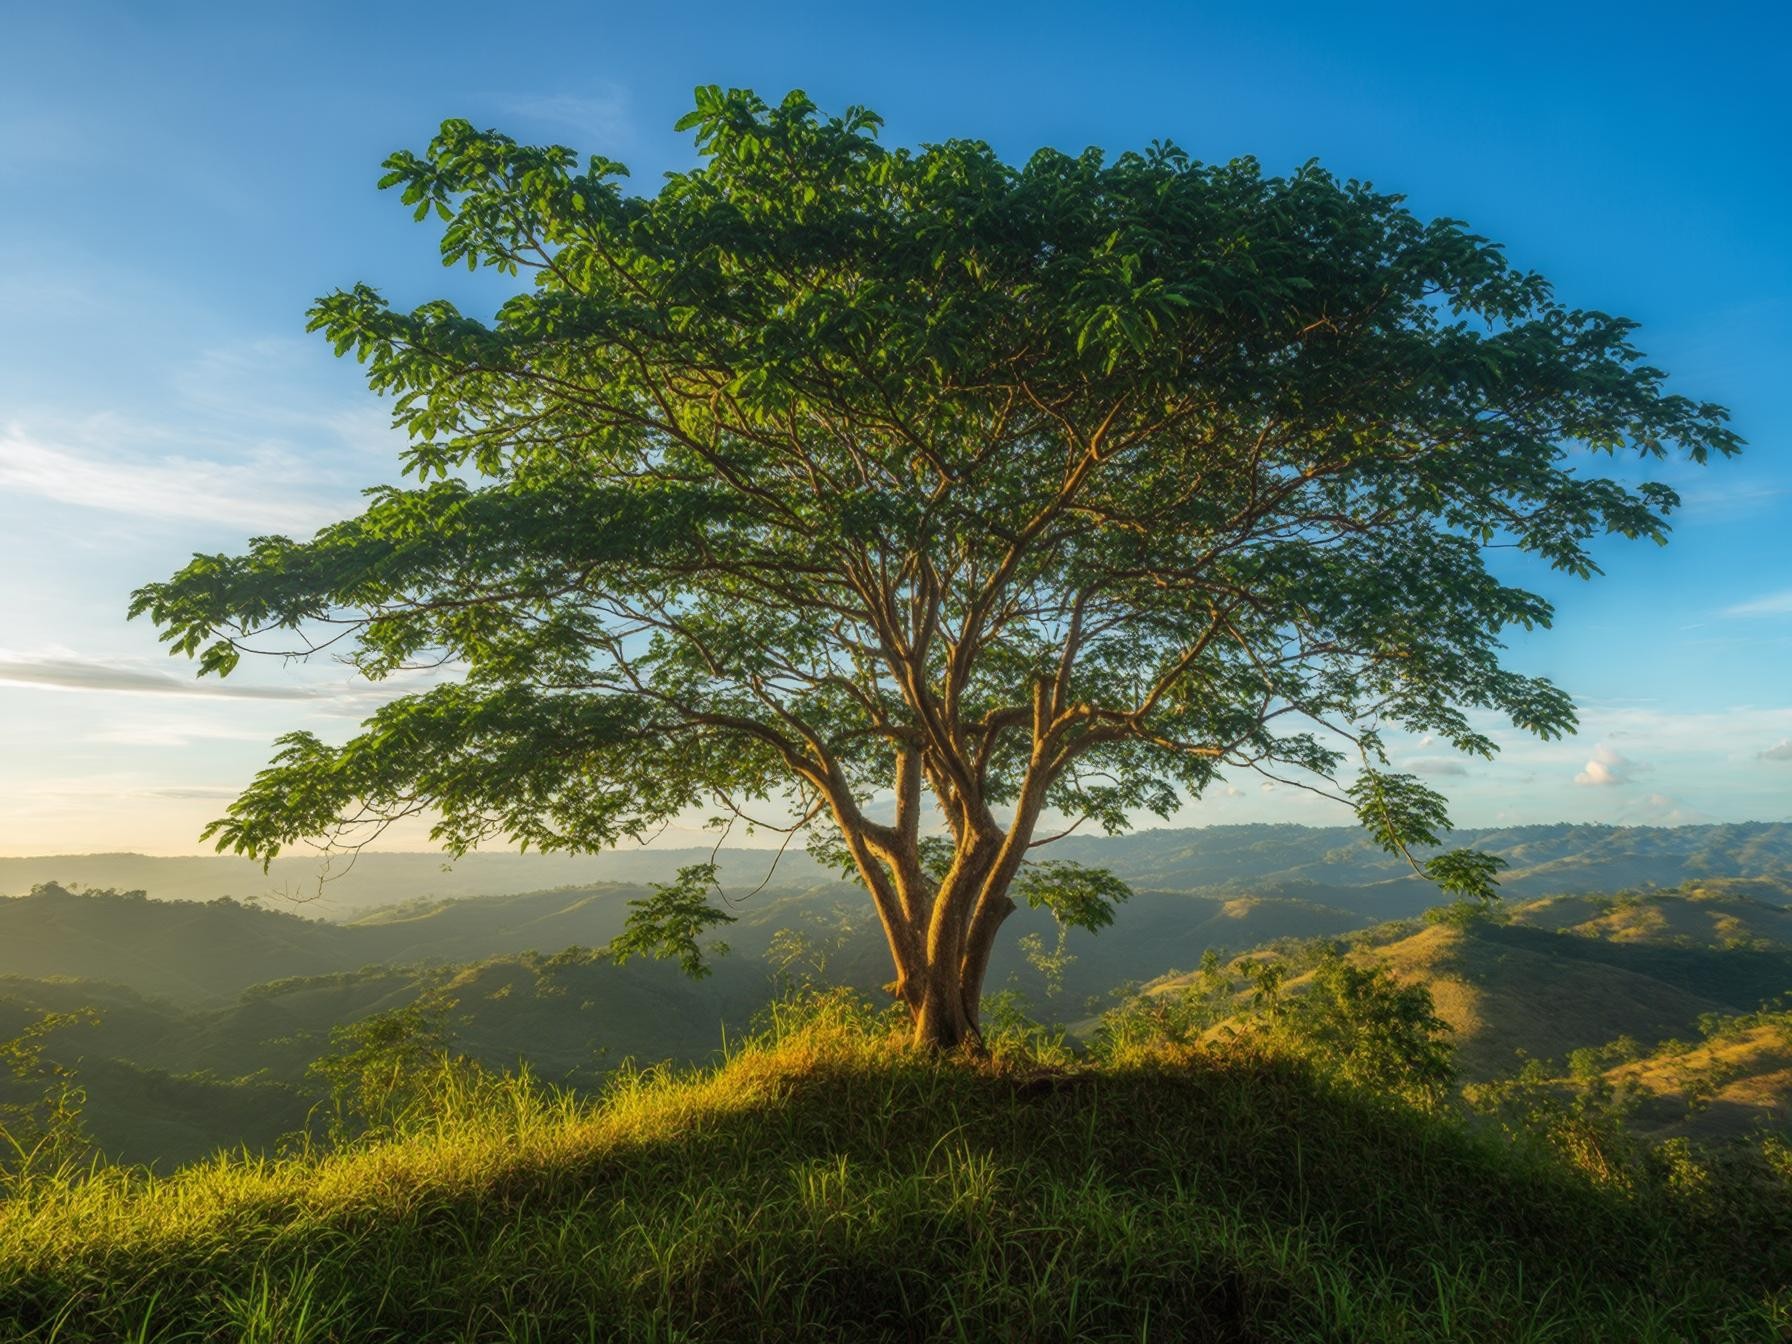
[1, 0, 1787, 854]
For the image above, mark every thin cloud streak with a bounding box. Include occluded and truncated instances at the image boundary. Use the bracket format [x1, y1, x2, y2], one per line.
[1723, 588, 1792, 617]
[499, 89, 631, 144]
[0, 656, 319, 700]
[0, 423, 347, 533]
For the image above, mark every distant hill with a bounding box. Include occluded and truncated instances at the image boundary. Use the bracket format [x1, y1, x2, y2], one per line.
[5, 821, 1788, 917]
[1048, 820, 1792, 905]
[1603, 1019, 1792, 1140]
[1352, 915, 1792, 1078]
[0, 848, 832, 918]
[3, 824, 1788, 1167]
[0, 878, 1368, 1008]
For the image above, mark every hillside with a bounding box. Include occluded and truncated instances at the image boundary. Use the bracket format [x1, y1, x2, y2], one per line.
[1125, 883, 1792, 1146]
[5, 821, 1788, 917]
[0, 878, 1370, 1010]
[1, 1006, 1786, 1343]
[1597, 1020, 1792, 1141]
[0, 947, 768, 1167]
[5, 861, 1790, 1168]
[0, 881, 1374, 1167]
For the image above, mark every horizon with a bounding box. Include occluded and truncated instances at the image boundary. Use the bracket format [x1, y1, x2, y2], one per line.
[3, 2, 1788, 854]
[5, 815, 1789, 866]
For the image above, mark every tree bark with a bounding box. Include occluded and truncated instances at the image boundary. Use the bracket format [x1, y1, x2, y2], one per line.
[913, 958, 976, 1050]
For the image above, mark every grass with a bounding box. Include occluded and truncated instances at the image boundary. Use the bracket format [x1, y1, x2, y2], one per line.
[1, 992, 1789, 1343]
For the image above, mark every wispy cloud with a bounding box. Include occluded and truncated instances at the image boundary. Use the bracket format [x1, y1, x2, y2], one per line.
[87, 719, 280, 747]
[499, 88, 631, 146]
[1618, 792, 1715, 826]
[1762, 739, 1792, 763]
[1723, 589, 1792, 617]
[0, 423, 347, 533]
[135, 785, 243, 800]
[0, 655, 318, 700]
[1406, 756, 1468, 777]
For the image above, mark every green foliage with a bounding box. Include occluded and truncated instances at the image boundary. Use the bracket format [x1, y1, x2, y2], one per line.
[1092, 946, 1238, 1054]
[1015, 924, 1075, 999]
[602, 863, 736, 979]
[1262, 956, 1458, 1107]
[1422, 895, 1504, 929]
[1011, 862, 1130, 933]
[1095, 944, 1456, 1109]
[0, 1009, 96, 1181]
[129, 86, 1736, 1011]
[766, 902, 864, 992]
[307, 998, 476, 1143]
[1350, 769, 1508, 902]
[1467, 1057, 1629, 1167]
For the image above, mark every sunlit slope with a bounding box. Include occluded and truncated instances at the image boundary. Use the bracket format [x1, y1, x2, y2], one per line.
[1141, 886, 1792, 1083]
[1507, 883, 1792, 945]
[1357, 921, 1767, 1078]
[1606, 1023, 1792, 1140]
[1, 1011, 1784, 1342]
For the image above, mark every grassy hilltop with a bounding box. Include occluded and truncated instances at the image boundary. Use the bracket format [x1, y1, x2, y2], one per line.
[2, 996, 1789, 1344]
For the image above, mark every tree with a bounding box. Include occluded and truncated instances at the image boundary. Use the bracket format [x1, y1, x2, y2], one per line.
[132, 88, 1737, 1050]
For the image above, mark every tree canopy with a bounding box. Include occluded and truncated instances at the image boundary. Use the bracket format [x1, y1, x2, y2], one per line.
[132, 87, 1738, 1048]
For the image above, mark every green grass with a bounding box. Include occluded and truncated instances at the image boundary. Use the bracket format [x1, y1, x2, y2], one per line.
[2, 994, 1788, 1343]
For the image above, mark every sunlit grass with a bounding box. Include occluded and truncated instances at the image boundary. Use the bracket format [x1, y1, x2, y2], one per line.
[2, 991, 1788, 1342]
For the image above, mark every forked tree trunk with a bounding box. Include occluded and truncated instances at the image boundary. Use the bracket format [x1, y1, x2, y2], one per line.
[895, 849, 1023, 1052]
[846, 742, 1046, 1053]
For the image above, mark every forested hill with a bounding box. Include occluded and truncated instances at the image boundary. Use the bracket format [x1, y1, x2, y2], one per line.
[3, 821, 1787, 917]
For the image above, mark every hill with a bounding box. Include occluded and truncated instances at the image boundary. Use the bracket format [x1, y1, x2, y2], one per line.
[1125, 883, 1792, 1144]
[5, 821, 1788, 918]
[1591, 1018, 1792, 1141]
[0, 878, 1370, 1010]
[1, 1004, 1785, 1343]
[0, 881, 1374, 1166]
[4, 860, 1788, 1169]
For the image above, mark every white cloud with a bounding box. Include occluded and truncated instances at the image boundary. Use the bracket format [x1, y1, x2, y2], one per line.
[1619, 792, 1716, 826]
[499, 89, 631, 145]
[0, 423, 346, 533]
[88, 719, 279, 747]
[1762, 739, 1792, 763]
[0, 654, 320, 700]
[1723, 589, 1792, 617]
[1574, 743, 1645, 788]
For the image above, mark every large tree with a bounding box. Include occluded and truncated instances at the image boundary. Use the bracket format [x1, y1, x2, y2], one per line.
[134, 88, 1736, 1049]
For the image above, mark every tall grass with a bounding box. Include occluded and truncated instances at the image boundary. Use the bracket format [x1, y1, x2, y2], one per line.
[1, 989, 1787, 1342]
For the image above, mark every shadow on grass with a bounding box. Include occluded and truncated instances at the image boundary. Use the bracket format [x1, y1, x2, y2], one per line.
[2, 1034, 1787, 1342]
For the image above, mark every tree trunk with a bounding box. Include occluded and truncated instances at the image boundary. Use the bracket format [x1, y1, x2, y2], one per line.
[902, 839, 999, 1051]
[912, 960, 976, 1051]
[958, 893, 1016, 1031]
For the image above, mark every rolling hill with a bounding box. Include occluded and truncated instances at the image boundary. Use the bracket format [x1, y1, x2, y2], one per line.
[5, 820, 1788, 918]
[1130, 882, 1792, 1140]
[1, 1006, 1785, 1343]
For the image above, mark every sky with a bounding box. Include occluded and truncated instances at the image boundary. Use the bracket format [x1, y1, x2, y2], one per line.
[0, 0, 1787, 855]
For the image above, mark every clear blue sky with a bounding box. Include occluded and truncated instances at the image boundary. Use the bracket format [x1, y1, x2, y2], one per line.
[1, 0, 1787, 853]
